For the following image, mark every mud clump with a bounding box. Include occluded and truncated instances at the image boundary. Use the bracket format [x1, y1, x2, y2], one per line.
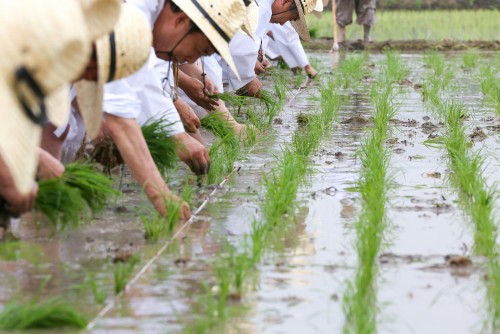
[296, 113, 312, 126]
[91, 136, 123, 171]
[341, 115, 371, 125]
[470, 127, 487, 142]
[445, 255, 472, 268]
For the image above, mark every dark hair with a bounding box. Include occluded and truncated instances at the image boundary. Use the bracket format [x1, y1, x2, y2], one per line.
[165, 0, 202, 33]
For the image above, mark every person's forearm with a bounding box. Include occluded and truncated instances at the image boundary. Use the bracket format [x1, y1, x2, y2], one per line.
[179, 62, 204, 82]
[104, 115, 170, 204]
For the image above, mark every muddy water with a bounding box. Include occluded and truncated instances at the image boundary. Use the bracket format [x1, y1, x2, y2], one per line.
[1, 52, 499, 333]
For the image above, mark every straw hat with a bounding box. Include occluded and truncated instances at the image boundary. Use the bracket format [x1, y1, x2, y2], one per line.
[291, 0, 324, 41]
[0, 0, 97, 194]
[240, 0, 260, 39]
[172, 0, 247, 80]
[75, 3, 153, 139]
[77, 0, 122, 41]
[313, 0, 326, 18]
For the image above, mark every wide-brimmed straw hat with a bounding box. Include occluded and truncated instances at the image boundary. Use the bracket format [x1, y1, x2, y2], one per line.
[291, 0, 324, 41]
[240, 0, 259, 39]
[78, 0, 122, 41]
[0, 0, 99, 194]
[75, 3, 152, 139]
[172, 0, 247, 80]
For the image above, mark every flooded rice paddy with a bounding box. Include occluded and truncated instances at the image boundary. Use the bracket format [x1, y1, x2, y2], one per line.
[1, 51, 500, 333]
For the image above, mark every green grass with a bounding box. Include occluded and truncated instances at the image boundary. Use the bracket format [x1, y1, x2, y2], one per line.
[0, 298, 87, 330]
[306, 10, 500, 41]
[35, 163, 117, 226]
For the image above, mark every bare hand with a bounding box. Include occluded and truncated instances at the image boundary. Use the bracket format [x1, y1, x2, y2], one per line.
[173, 132, 210, 175]
[37, 148, 65, 180]
[254, 61, 266, 75]
[174, 98, 201, 133]
[181, 77, 218, 111]
[152, 192, 191, 221]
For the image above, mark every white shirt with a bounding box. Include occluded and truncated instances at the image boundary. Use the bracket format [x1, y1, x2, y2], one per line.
[268, 22, 309, 68]
[102, 0, 184, 135]
[223, 0, 274, 90]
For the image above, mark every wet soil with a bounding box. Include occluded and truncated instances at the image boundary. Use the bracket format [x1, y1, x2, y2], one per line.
[2, 51, 500, 333]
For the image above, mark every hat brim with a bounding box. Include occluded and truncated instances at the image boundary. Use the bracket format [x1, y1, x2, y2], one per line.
[0, 78, 41, 194]
[240, 1, 259, 39]
[290, 0, 311, 41]
[75, 79, 103, 140]
[172, 0, 241, 81]
[46, 84, 71, 127]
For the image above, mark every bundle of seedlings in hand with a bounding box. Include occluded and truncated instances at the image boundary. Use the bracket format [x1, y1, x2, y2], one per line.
[142, 193, 183, 241]
[35, 163, 117, 225]
[208, 92, 247, 107]
[0, 298, 87, 330]
[92, 118, 178, 176]
[141, 119, 179, 175]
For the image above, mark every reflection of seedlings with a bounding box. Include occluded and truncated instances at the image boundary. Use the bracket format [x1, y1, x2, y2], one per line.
[0, 298, 87, 330]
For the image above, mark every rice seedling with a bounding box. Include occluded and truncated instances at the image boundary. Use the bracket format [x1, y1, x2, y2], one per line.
[141, 119, 179, 176]
[208, 92, 248, 107]
[201, 114, 240, 184]
[0, 298, 87, 330]
[35, 163, 118, 226]
[184, 77, 341, 333]
[259, 89, 281, 125]
[86, 273, 106, 305]
[480, 65, 500, 113]
[463, 52, 479, 69]
[383, 50, 410, 83]
[343, 53, 403, 333]
[337, 54, 368, 89]
[114, 254, 139, 295]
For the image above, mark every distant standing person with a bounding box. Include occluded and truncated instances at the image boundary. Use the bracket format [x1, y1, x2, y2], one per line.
[336, 0, 376, 42]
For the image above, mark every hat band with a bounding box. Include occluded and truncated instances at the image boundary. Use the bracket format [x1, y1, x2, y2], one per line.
[14, 67, 48, 125]
[190, 0, 230, 43]
[297, 0, 305, 13]
[107, 31, 117, 82]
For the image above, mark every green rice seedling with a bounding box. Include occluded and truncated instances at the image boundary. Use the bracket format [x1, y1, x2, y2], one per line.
[64, 163, 118, 212]
[114, 255, 139, 294]
[86, 273, 106, 305]
[259, 90, 281, 125]
[463, 52, 479, 69]
[424, 51, 446, 76]
[202, 114, 240, 184]
[208, 92, 247, 107]
[141, 213, 166, 242]
[165, 195, 182, 232]
[343, 56, 401, 333]
[480, 65, 500, 113]
[337, 54, 367, 89]
[0, 298, 87, 330]
[181, 177, 194, 206]
[141, 119, 179, 175]
[35, 163, 118, 226]
[383, 50, 410, 83]
[35, 178, 87, 225]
